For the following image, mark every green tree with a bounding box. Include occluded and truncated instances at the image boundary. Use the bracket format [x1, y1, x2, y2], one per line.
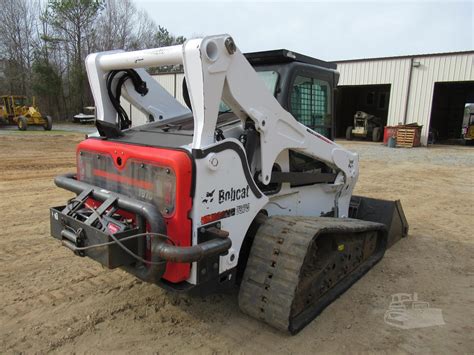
[31, 58, 62, 116]
[47, 0, 104, 111]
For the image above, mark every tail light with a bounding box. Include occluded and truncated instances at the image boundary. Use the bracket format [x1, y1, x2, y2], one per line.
[77, 151, 176, 216]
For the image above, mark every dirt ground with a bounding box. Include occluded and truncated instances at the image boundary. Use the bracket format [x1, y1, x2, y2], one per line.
[0, 132, 473, 354]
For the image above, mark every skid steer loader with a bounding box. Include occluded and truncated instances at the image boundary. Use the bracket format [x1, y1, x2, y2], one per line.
[49, 35, 408, 334]
[346, 111, 383, 142]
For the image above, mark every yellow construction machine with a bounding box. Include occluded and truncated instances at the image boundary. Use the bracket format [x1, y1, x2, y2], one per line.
[0, 95, 52, 131]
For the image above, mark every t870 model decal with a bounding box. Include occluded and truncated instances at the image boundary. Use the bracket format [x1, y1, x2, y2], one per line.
[201, 202, 250, 225]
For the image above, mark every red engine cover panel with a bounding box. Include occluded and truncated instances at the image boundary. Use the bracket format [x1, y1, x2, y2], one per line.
[77, 138, 193, 283]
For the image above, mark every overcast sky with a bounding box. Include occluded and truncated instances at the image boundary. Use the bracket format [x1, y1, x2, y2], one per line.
[134, 0, 473, 61]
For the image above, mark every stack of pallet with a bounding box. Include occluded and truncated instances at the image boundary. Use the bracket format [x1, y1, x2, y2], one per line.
[395, 124, 422, 148]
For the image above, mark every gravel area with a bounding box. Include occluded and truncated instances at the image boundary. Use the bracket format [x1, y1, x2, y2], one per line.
[0, 123, 96, 135]
[337, 140, 474, 167]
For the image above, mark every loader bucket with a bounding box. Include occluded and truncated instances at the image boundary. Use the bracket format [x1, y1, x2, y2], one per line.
[349, 196, 409, 248]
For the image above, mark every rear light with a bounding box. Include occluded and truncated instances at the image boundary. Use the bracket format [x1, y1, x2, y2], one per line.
[78, 151, 176, 216]
[162, 180, 174, 210]
[107, 222, 122, 234]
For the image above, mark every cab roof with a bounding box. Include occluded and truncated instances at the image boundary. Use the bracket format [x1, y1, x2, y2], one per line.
[244, 49, 337, 70]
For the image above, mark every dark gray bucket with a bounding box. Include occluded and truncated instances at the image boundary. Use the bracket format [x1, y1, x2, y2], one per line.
[350, 195, 409, 248]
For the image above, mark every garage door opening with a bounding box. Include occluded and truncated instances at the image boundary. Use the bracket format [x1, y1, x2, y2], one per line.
[335, 84, 391, 138]
[429, 81, 474, 144]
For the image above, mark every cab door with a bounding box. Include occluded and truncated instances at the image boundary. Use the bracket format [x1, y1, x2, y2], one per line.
[286, 65, 335, 140]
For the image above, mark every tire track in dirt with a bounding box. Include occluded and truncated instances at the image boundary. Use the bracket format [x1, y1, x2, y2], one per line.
[2, 270, 126, 319]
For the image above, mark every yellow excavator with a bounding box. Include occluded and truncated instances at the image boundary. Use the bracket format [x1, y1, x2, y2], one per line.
[0, 95, 52, 131]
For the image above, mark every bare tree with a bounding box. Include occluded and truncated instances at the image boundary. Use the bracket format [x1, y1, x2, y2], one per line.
[96, 1, 185, 51]
[95, 0, 132, 51]
[0, 0, 186, 120]
[0, 0, 38, 95]
[128, 8, 158, 50]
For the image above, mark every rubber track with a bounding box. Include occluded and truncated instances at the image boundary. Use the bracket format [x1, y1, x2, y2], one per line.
[238, 216, 386, 333]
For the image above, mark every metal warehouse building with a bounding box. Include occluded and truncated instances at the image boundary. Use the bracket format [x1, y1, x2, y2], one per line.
[127, 50, 473, 145]
[335, 51, 474, 145]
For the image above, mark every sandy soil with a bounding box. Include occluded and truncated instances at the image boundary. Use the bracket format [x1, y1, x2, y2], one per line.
[0, 133, 473, 354]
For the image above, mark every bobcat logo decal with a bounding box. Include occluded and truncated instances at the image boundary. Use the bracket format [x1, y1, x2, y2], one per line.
[202, 189, 215, 204]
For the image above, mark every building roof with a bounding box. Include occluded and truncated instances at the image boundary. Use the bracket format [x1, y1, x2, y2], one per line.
[334, 50, 474, 64]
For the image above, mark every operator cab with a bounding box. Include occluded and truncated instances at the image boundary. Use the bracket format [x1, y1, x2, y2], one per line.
[244, 50, 339, 193]
[245, 49, 338, 140]
[211, 49, 338, 140]
[1, 95, 28, 116]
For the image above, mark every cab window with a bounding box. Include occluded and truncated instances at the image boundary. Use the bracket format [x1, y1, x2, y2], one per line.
[13, 97, 26, 106]
[290, 75, 332, 138]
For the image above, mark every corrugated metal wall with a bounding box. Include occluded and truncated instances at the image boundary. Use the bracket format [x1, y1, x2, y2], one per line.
[337, 59, 411, 126]
[405, 53, 474, 141]
[175, 73, 186, 103]
[336, 52, 474, 144]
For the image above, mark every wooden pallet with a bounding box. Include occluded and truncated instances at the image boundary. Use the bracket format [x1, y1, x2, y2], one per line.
[396, 128, 417, 147]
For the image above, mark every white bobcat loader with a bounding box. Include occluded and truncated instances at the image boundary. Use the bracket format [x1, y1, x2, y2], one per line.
[49, 34, 408, 333]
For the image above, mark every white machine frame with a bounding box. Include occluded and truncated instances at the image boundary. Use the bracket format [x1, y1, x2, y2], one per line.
[86, 34, 360, 284]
